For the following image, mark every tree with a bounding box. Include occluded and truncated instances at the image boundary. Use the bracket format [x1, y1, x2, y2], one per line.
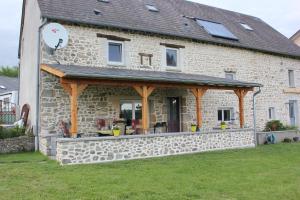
[0, 66, 19, 78]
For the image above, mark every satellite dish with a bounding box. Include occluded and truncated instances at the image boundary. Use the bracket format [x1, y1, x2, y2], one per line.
[42, 23, 69, 50]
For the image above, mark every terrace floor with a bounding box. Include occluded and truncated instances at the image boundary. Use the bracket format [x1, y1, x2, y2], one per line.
[1, 143, 300, 200]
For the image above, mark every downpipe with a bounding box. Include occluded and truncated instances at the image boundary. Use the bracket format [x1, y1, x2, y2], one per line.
[35, 18, 48, 151]
[253, 87, 261, 146]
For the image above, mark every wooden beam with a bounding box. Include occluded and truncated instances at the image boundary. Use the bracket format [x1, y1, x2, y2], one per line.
[61, 78, 254, 92]
[61, 83, 72, 95]
[147, 86, 156, 97]
[70, 83, 78, 137]
[133, 85, 143, 97]
[78, 84, 88, 96]
[234, 89, 249, 128]
[142, 86, 149, 134]
[132, 85, 155, 134]
[96, 33, 131, 41]
[160, 43, 185, 49]
[41, 64, 65, 78]
[191, 88, 207, 128]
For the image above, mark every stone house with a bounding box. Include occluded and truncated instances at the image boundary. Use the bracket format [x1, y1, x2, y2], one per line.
[18, 0, 300, 164]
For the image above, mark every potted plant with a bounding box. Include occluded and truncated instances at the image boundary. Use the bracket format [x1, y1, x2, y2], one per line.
[220, 122, 227, 130]
[191, 123, 197, 133]
[112, 126, 121, 137]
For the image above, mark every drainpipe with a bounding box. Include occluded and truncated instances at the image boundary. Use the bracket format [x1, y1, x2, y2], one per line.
[253, 87, 261, 146]
[35, 18, 48, 151]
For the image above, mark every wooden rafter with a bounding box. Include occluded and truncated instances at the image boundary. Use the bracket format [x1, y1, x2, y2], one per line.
[41, 64, 65, 78]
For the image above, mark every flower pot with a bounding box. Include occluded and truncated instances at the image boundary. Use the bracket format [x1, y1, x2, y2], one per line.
[221, 124, 227, 130]
[113, 129, 121, 137]
[191, 125, 197, 133]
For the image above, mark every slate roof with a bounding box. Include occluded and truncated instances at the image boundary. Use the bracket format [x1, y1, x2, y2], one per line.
[0, 76, 19, 94]
[36, 0, 300, 58]
[43, 64, 262, 88]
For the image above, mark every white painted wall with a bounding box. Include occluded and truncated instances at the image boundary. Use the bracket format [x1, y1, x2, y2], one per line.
[19, 0, 42, 132]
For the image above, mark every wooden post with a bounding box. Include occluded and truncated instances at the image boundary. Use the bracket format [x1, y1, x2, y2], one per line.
[191, 88, 207, 128]
[61, 81, 88, 137]
[133, 85, 155, 134]
[234, 89, 249, 128]
[70, 83, 78, 137]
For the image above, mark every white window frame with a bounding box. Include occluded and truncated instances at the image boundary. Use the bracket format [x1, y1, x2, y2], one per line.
[268, 107, 276, 120]
[225, 72, 236, 80]
[218, 108, 234, 122]
[107, 40, 125, 66]
[288, 70, 295, 88]
[165, 47, 180, 70]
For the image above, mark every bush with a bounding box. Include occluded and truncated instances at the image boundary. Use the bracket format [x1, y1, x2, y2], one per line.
[264, 120, 298, 132]
[0, 126, 26, 139]
[283, 138, 292, 143]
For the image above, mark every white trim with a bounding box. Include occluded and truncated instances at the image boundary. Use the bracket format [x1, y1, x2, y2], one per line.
[107, 40, 125, 66]
[164, 47, 181, 71]
[217, 107, 234, 122]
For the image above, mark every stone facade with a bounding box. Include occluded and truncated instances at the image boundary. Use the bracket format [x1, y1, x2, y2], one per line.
[0, 136, 35, 154]
[39, 25, 300, 138]
[56, 129, 255, 165]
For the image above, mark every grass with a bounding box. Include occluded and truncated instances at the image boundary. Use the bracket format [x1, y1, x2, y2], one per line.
[1, 144, 300, 200]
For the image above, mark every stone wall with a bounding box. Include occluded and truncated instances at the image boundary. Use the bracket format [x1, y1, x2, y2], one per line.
[0, 136, 35, 154]
[56, 129, 255, 165]
[40, 25, 300, 134]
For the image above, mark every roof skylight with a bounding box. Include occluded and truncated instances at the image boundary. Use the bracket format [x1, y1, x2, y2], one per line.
[240, 23, 253, 31]
[196, 19, 239, 40]
[146, 4, 159, 12]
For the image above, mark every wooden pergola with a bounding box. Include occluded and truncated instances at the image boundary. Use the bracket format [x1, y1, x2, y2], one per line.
[41, 64, 259, 137]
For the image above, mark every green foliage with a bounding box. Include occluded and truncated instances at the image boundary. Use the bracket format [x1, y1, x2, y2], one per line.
[283, 138, 292, 143]
[221, 121, 226, 125]
[264, 120, 298, 132]
[0, 126, 26, 139]
[0, 66, 19, 77]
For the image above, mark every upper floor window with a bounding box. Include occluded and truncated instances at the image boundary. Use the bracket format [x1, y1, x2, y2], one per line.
[268, 107, 275, 120]
[108, 41, 124, 65]
[288, 70, 295, 87]
[225, 72, 236, 80]
[166, 48, 179, 68]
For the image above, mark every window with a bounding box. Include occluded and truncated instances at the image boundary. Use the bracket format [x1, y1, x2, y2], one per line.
[146, 4, 159, 12]
[166, 48, 178, 67]
[288, 70, 295, 87]
[240, 23, 253, 31]
[225, 72, 236, 80]
[268, 107, 275, 120]
[120, 100, 142, 125]
[196, 19, 239, 40]
[108, 41, 124, 65]
[218, 108, 234, 122]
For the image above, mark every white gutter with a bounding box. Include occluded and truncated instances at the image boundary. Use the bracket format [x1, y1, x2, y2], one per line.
[253, 87, 262, 146]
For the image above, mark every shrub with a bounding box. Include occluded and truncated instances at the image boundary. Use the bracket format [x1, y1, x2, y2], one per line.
[0, 126, 26, 139]
[264, 120, 298, 132]
[283, 138, 292, 143]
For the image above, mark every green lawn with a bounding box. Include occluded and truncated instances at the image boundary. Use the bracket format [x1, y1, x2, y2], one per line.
[1, 144, 300, 200]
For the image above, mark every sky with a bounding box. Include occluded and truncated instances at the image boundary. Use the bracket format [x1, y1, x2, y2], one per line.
[0, 0, 299, 66]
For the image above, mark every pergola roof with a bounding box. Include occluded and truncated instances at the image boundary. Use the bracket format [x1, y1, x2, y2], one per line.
[41, 64, 262, 88]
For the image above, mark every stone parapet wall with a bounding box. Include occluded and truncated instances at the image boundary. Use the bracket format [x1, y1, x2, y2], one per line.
[56, 129, 255, 165]
[0, 136, 35, 154]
